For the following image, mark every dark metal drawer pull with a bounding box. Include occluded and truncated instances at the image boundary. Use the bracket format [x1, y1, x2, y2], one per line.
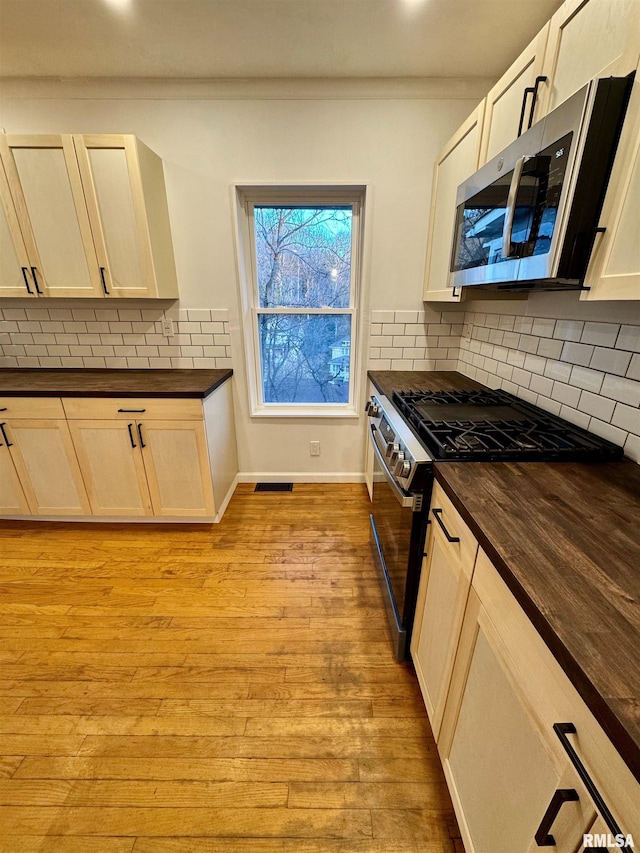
[431, 508, 460, 542]
[517, 75, 547, 137]
[30, 266, 43, 295]
[100, 266, 109, 295]
[21, 267, 34, 294]
[0, 423, 12, 447]
[127, 423, 137, 448]
[554, 723, 624, 842]
[137, 423, 146, 448]
[0, 408, 7, 412]
[118, 409, 146, 413]
[535, 788, 579, 846]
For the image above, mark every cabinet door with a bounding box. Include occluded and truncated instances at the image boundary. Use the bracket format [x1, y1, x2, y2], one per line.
[582, 54, 640, 300]
[0, 135, 103, 298]
[439, 591, 596, 853]
[478, 24, 549, 165]
[411, 483, 478, 739]
[0, 157, 36, 297]
[138, 420, 215, 517]
[68, 420, 152, 516]
[539, 0, 639, 119]
[423, 101, 485, 302]
[73, 135, 177, 299]
[3, 419, 90, 516]
[0, 445, 30, 514]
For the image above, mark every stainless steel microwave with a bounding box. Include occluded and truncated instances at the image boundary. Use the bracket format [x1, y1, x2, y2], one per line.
[449, 75, 633, 291]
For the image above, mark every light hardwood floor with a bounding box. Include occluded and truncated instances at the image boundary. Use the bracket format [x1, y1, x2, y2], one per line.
[0, 483, 462, 852]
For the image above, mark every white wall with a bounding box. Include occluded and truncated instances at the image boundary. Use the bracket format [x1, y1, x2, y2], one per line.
[0, 79, 483, 479]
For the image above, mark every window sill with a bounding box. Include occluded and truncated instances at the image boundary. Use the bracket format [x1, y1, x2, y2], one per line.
[250, 404, 360, 419]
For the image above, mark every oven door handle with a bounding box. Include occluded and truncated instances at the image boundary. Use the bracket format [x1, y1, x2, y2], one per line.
[369, 424, 416, 510]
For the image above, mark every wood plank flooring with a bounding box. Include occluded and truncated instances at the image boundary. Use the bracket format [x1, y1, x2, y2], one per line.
[0, 483, 461, 852]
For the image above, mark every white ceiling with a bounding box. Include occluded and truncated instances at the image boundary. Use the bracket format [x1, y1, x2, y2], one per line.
[0, 0, 563, 80]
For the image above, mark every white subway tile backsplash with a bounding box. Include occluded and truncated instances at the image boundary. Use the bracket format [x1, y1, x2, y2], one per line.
[560, 341, 594, 366]
[581, 322, 619, 348]
[611, 402, 640, 435]
[624, 433, 640, 463]
[590, 346, 631, 376]
[0, 304, 232, 372]
[627, 354, 640, 381]
[451, 307, 640, 461]
[394, 311, 419, 324]
[569, 366, 604, 394]
[554, 320, 583, 342]
[578, 390, 616, 422]
[601, 374, 640, 407]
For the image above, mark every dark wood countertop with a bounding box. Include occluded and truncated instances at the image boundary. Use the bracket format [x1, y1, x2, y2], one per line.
[0, 368, 233, 398]
[368, 369, 640, 782]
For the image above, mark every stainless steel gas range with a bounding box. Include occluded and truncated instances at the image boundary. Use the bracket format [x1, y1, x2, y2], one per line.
[367, 385, 623, 661]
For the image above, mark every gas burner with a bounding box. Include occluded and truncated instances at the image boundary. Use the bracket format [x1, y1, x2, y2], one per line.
[391, 388, 623, 463]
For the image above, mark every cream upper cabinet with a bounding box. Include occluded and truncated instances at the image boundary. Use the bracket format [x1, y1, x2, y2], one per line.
[582, 49, 640, 300]
[423, 101, 485, 302]
[537, 0, 640, 119]
[0, 134, 103, 298]
[73, 135, 178, 299]
[0, 155, 39, 297]
[410, 482, 478, 740]
[0, 133, 178, 299]
[478, 24, 550, 166]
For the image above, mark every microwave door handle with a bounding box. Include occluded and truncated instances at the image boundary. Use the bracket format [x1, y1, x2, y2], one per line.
[501, 155, 530, 259]
[369, 424, 416, 510]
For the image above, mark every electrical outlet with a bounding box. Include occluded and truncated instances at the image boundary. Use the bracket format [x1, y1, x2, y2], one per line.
[162, 318, 174, 337]
[309, 441, 321, 457]
[464, 323, 473, 342]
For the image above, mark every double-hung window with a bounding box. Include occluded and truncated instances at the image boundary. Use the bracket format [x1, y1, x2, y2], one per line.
[236, 186, 365, 416]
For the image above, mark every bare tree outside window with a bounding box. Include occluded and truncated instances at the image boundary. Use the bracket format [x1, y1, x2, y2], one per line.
[253, 206, 354, 404]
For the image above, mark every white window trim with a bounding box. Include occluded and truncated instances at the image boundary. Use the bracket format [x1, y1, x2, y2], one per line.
[234, 184, 366, 418]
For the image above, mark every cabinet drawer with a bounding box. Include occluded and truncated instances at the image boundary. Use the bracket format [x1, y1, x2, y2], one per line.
[429, 480, 478, 570]
[0, 397, 65, 419]
[62, 397, 203, 421]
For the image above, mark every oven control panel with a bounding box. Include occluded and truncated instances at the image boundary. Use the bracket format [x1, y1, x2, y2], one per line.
[367, 394, 433, 492]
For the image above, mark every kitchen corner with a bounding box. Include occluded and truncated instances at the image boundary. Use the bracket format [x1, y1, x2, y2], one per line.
[367, 367, 640, 851]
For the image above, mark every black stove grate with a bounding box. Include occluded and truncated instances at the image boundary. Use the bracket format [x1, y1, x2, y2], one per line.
[391, 388, 623, 462]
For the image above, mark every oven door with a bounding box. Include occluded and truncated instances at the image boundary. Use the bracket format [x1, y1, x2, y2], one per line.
[368, 423, 428, 660]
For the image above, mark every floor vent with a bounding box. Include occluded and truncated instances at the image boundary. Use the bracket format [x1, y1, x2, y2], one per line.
[255, 482, 294, 492]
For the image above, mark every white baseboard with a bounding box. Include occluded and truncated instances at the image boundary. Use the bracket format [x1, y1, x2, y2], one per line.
[237, 472, 366, 484]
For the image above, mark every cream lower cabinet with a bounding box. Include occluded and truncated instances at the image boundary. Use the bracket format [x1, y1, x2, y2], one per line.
[410, 481, 478, 740]
[0, 397, 90, 515]
[65, 399, 216, 518]
[435, 548, 639, 853]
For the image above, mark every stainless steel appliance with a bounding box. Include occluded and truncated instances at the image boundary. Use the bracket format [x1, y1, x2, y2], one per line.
[366, 393, 433, 661]
[450, 75, 633, 291]
[367, 387, 623, 661]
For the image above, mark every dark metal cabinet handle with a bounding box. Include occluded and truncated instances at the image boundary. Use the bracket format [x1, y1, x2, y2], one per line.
[554, 723, 625, 842]
[518, 75, 548, 136]
[118, 408, 146, 413]
[431, 508, 460, 542]
[21, 267, 34, 294]
[30, 266, 43, 295]
[127, 423, 137, 448]
[535, 788, 579, 846]
[137, 423, 146, 448]
[0, 423, 13, 447]
[100, 266, 109, 295]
